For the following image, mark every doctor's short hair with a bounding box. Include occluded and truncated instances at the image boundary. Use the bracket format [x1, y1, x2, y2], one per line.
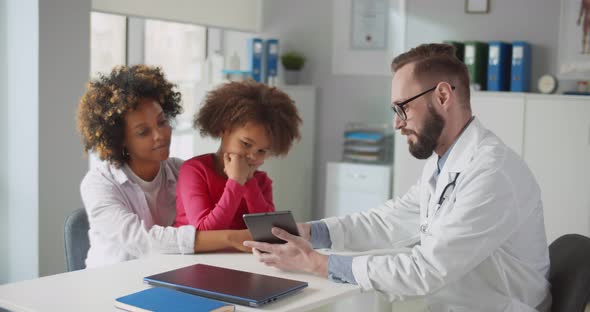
[194, 80, 302, 156]
[391, 43, 471, 109]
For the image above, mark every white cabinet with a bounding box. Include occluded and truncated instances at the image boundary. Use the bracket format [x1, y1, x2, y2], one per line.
[261, 86, 317, 222]
[325, 162, 392, 217]
[471, 92, 525, 155]
[524, 95, 590, 242]
[392, 92, 590, 243]
[322, 161, 394, 312]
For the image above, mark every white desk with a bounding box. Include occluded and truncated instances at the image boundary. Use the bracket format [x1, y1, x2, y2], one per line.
[0, 253, 361, 312]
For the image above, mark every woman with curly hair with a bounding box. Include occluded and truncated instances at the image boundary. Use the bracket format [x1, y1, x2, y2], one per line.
[174, 80, 302, 231]
[77, 65, 251, 268]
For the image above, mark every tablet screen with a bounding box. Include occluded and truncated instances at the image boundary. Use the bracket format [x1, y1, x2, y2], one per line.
[243, 211, 300, 244]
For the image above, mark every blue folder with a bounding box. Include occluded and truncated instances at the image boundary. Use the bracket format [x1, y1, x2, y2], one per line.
[265, 39, 279, 84]
[510, 41, 531, 92]
[487, 41, 512, 91]
[248, 38, 264, 82]
[115, 287, 234, 312]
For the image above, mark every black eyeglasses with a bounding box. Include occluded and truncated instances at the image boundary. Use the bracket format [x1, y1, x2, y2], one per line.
[392, 85, 456, 121]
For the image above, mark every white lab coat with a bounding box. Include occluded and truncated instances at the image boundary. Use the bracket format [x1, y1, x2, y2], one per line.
[323, 118, 551, 312]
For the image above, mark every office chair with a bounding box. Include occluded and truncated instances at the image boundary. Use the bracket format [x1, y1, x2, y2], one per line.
[548, 233, 590, 312]
[64, 208, 90, 272]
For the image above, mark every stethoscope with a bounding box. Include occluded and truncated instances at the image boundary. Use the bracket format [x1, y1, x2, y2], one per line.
[419, 172, 461, 234]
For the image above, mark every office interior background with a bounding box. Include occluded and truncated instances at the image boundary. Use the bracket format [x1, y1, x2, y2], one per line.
[1, 0, 588, 288]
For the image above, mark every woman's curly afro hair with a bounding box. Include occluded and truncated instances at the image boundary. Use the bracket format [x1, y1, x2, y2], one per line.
[195, 80, 302, 156]
[76, 65, 182, 167]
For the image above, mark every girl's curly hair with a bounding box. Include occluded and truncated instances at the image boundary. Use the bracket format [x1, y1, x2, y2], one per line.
[195, 80, 302, 156]
[76, 65, 182, 167]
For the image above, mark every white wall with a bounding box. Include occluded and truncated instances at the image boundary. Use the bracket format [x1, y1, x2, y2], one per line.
[1, 0, 90, 282]
[332, 0, 406, 76]
[261, 0, 567, 218]
[4, 0, 40, 283]
[38, 0, 90, 277]
[406, 0, 562, 91]
[0, 0, 9, 283]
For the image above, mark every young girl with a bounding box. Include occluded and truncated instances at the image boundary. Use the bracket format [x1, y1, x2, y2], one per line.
[77, 65, 251, 268]
[175, 80, 302, 230]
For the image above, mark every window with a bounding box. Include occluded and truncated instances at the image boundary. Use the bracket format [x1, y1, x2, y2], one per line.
[90, 12, 126, 78]
[89, 12, 127, 168]
[144, 19, 209, 159]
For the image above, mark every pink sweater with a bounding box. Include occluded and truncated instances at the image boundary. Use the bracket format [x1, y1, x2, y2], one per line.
[174, 154, 275, 230]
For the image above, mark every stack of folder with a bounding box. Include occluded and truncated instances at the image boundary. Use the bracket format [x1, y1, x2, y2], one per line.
[247, 38, 279, 85]
[446, 40, 532, 92]
[342, 124, 393, 164]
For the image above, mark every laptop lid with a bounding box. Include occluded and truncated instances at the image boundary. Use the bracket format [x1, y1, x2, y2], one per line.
[144, 263, 308, 307]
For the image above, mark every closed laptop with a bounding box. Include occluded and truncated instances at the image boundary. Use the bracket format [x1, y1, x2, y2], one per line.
[144, 263, 308, 307]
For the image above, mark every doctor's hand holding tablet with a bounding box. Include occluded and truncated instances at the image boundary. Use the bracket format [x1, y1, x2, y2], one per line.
[243, 211, 329, 276]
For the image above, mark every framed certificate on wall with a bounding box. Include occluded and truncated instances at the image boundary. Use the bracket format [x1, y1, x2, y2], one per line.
[465, 0, 489, 14]
[350, 0, 388, 49]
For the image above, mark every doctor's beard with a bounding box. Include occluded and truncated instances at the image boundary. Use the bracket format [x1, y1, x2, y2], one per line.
[407, 101, 445, 159]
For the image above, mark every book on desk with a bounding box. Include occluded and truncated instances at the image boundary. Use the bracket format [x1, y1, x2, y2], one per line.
[115, 287, 235, 312]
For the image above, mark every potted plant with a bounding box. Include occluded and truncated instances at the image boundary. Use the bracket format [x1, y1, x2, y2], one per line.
[281, 51, 305, 85]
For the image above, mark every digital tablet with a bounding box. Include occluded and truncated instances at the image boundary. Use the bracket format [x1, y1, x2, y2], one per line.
[243, 211, 300, 244]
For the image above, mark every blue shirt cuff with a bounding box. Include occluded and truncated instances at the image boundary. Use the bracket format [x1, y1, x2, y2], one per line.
[327, 255, 357, 284]
[309, 221, 332, 249]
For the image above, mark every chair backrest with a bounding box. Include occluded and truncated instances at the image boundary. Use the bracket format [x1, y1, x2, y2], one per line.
[64, 208, 90, 272]
[549, 234, 590, 312]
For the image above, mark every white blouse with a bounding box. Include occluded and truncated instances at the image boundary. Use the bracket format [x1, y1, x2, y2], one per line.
[80, 157, 195, 268]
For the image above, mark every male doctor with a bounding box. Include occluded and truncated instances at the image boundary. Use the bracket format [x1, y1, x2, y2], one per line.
[244, 43, 551, 312]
